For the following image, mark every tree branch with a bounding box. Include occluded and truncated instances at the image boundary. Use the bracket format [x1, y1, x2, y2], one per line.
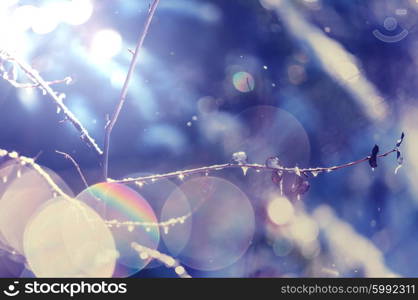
[0, 148, 73, 201]
[55, 150, 89, 189]
[0, 50, 103, 157]
[102, 0, 160, 180]
[2, 75, 72, 89]
[132, 242, 191, 278]
[109, 148, 398, 185]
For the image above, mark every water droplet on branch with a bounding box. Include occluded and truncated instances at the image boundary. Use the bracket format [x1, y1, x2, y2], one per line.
[266, 156, 281, 168]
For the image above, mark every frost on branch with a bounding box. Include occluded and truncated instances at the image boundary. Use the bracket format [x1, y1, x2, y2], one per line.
[232, 151, 248, 164]
[0, 0, 411, 279]
[232, 151, 249, 175]
[395, 132, 405, 174]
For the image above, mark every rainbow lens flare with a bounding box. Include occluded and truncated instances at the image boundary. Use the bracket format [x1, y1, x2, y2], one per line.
[125, 174, 188, 269]
[77, 182, 160, 277]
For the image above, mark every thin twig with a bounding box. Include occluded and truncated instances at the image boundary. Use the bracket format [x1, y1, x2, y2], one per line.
[0, 50, 103, 157]
[2, 76, 72, 89]
[55, 150, 89, 188]
[109, 148, 397, 184]
[102, 0, 160, 179]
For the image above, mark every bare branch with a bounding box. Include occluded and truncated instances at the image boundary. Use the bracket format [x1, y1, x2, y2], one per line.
[106, 212, 191, 232]
[55, 150, 89, 189]
[0, 148, 73, 201]
[2, 75, 72, 89]
[0, 50, 103, 157]
[103, 0, 160, 179]
[109, 148, 398, 185]
[132, 243, 191, 278]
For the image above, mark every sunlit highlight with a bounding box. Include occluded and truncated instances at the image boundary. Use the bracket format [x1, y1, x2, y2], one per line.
[267, 196, 294, 225]
[90, 29, 123, 61]
[23, 199, 117, 277]
[31, 6, 59, 35]
[62, 0, 94, 26]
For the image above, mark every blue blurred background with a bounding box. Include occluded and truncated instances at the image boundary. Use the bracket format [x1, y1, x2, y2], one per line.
[0, 0, 417, 277]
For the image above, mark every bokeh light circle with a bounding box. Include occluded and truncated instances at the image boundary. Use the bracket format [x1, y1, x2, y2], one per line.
[0, 163, 73, 254]
[10, 5, 38, 32]
[226, 105, 311, 166]
[90, 29, 122, 61]
[160, 185, 193, 257]
[62, 0, 94, 26]
[125, 174, 189, 269]
[267, 196, 295, 226]
[77, 182, 160, 277]
[163, 176, 255, 271]
[31, 6, 59, 35]
[23, 198, 117, 277]
[232, 71, 255, 92]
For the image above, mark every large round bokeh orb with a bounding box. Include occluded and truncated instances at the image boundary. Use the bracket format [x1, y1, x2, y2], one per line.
[160, 185, 193, 257]
[23, 198, 117, 277]
[0, 163, 73, 254]
[126, 174, 188, 269]
[163, 176, 255, 271]
[226, 105, 311, 166]
[77, 182, 160, 277]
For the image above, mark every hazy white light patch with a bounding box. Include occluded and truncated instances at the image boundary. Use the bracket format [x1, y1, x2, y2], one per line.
[110, 68, 127, 88]
[0, 21, 28, 53]
[268, 0, 388, 122]
[142, 125, 187, 154]
[128, 79, 157, 122]
[31, 6, 59, 35]
[313, 205, 398, 277]
[199, 111, 242, 146]
[289, 215, 319, 243]
[199, 3, 222, 23]
[161, 1, 221, 23]
[67, 96, 97, 131]
[10, 5, 38, 32]
[62, 0, 94, 25]
[90, 29, 123, 62]
[0, 5, 32, 53]
[0, 0, 18, 14]
[17, 88, 39, 111]
[401, 106, 418, 204]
